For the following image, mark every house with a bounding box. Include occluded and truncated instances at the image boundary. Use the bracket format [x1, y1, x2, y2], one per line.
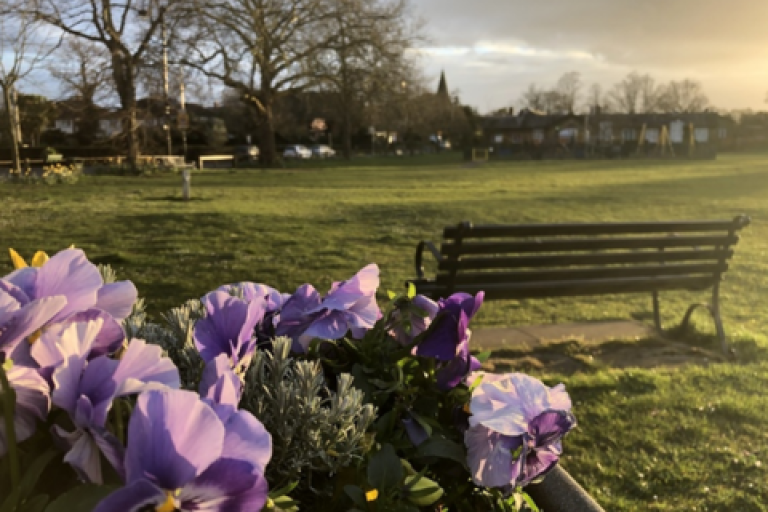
[476, 109, 721, 160]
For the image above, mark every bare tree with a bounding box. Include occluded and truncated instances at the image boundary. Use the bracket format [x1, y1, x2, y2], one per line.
[608, 72, 642, 113]
[587, 83, 602, 112]
[519, 83, 547, 112]
[0, 9, 58, 172]
[47, 37, 114, 144]
[180, 0, 344, 164]
[554, 71, 582, 113]
[657, 79, 710, 113]
[25, 0, 183, 165]
[314, 0, 417, 159]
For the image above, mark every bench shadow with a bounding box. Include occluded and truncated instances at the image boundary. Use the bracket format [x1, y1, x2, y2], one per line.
[480, 329, 767, 377]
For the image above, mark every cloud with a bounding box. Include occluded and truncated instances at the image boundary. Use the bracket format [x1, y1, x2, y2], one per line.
[410, 0, 768, 112]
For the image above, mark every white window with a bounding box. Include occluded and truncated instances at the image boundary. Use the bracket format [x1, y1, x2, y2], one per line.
[645, 128, 659, 143]
[55, 120, 75, 134]
[622, 128, 637, 142]
[694, 128, 709, 143]
[599, 122, 613, 141]
[719, 128, 728, 139]
[669, 120, 685, 143]
[494, 134, 504, 143]
[532, 129, 544, 143]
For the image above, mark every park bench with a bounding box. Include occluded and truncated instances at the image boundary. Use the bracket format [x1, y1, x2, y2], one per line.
[409, 216, 751, 353]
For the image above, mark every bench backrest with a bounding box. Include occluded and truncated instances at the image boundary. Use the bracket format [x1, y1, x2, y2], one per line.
[432, 216, 750, 300]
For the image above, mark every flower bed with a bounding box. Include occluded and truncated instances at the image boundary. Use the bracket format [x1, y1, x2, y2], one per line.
[0, 248, 579, 511]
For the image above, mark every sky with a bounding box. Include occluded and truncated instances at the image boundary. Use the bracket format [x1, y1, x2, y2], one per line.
[410, 0, 768, 114]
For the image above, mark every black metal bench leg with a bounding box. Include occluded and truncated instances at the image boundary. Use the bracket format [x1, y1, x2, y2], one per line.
[652, 291, 662, 330]
[679, 282, 729, 354]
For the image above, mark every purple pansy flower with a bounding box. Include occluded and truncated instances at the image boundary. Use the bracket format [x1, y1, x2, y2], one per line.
[4, 248, 137, 325]
[465, 373, 576, 488]
[0, 362, 50, 457]
[194, 291, 266, 372]
[217, 282, 290, 313]
[199, 354, 242, 421]
[44, 316, 179, 483]
[93, 389, 271, 512]
[389, 294, 439, 346]
[0, 279, 67, 362]
[275, 264, 381, 352]
[415, 292, 484, 390]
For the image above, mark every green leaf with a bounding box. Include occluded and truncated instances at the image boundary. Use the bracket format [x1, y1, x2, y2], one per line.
[403, 474, 444, 506]
[269, 480, 299, 499]
[387, 290, 397, 300]
[409, 411, 433, 437]
[19, 495, 49, 512]
[521, 491, 540, 512]
[474, 350, 493, 364]
[271, 495, 299, 512]
[44, 485, 119, 512]
[367, 444, 403, 490]
[18, 450, 59, 503]
[343, 485, 367, 507]
[415, 437, 468, 468]
[407, 282, 417, 299]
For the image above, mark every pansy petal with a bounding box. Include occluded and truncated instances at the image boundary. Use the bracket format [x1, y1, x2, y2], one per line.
[181, 458, 268, 512]
[0, 279, 29, 309]
[94, 280, 138, 321]
[0, 365, 50, 457]
[0, 295, 67, 358]
[93, 479, 166, 512]
[200, 354, 242, 421]
[194, 291, 264, 366]
[310, 264, 379, 312]
[3, 267, 37, 300]
[465, 424, 525, 488]
[113, 338, 180, 397]
[221, 410, 272, 473]
[60, 427, 104, 484]
[33, 249, 102, 323]
[303, 311, 348, 340]
[125, 389, 225, 490]
[521, 442, 562, 487]
[530, 411, 576, 448]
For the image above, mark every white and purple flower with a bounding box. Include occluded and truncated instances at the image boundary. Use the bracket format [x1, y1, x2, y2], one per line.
[465, 372, 576, 488]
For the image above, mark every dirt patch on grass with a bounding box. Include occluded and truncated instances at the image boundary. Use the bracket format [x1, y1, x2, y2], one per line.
[482, 336, 729, 375]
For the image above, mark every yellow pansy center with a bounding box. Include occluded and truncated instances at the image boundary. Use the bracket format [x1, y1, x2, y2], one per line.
[28, 329, 42, 345]
[156, 490, 179, 512]
[366, 489, 379, 501]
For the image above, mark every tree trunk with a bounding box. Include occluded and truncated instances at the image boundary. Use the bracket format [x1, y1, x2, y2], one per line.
[342, 108, 352, 160]
[2, 84, 21, 174]
[259, 103, 277, 166]
[111, 49, 139, 168]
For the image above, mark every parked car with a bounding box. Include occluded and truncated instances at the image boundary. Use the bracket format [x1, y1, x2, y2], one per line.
[283, 145, 312, 159]
[310, 145, 336, 158]
[234, 145, 259, 165]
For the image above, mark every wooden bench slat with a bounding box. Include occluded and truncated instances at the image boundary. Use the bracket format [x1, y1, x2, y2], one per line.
[435, 262, 728, 286]
[424, 275, 716, 301]
[443, 218, 750, 239]
[437, 248, 734, 271]
[441, 234, 738, 256]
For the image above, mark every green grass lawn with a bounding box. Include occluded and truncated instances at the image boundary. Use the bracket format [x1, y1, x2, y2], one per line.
[3, 152, 768, 510]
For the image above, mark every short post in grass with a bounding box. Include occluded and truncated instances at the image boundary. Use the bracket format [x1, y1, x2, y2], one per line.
[182, 168, 191, 200]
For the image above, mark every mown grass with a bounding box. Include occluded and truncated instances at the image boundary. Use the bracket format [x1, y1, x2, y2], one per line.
[3, 152, 768, 510]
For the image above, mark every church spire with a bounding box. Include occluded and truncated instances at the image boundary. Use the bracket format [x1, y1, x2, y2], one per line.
[437, 70, 449, 97]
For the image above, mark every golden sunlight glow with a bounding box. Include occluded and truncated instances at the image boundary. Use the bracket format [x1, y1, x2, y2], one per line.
[366, 489, 379, 501]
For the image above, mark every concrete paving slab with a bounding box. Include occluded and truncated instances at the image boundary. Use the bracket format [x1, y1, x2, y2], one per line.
[472, 320, 656, 351]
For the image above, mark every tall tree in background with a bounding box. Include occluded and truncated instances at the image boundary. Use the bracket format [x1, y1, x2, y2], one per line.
[554, 71, 582, 113]
[657, 79, 710, 113]
[47, 37, 114, 144]
[608, 72, 662, 113]
[0, 8, 58, 172]
[315, 0, 416, 159]
[26, 0, 181, 165]
[181, 0, 341, 165]
[519, 83, 547, 111]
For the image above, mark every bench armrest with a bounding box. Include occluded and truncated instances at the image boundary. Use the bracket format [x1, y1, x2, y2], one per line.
[415, 240, 443, 280]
